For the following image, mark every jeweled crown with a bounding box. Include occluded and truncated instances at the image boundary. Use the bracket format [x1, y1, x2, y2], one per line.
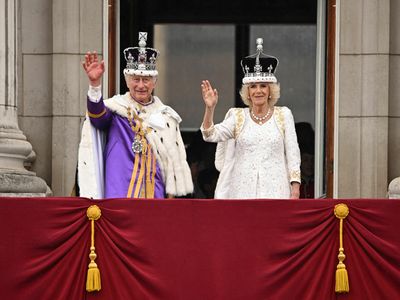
[123, 32, 159, 77]
[241, 38, 279, 84]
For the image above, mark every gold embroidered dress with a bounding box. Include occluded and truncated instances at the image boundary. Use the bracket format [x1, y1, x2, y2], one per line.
[202, 106, 301, 199]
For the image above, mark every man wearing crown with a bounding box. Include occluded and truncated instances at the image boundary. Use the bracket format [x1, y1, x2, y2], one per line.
[78, 32, 193, 199]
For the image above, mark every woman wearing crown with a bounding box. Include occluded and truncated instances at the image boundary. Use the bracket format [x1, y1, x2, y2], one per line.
[201, 38, 301, 199]
[78, 32, 193, 199]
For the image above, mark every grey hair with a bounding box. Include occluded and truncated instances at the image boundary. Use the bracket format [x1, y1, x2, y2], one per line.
[239, 82, 280, 107]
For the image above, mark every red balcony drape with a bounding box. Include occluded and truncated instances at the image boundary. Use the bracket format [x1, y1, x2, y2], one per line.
[0, 198, 399, 300]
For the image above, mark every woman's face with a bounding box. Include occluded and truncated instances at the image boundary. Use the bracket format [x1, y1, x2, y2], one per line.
[248, 83, 270, 107]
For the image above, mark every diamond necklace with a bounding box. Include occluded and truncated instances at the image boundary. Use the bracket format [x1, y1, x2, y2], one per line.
[251, 107, 271, 125]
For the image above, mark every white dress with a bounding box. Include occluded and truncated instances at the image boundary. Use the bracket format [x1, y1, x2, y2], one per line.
[201, 107, 301, 199]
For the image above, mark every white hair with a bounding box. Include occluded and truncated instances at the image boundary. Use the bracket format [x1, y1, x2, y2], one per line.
[124, 73, 158, 83]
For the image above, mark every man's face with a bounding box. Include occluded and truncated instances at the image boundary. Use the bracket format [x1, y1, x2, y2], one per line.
[125, 75, 156, 103]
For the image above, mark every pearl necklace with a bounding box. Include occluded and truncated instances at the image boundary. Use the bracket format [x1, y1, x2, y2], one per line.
[251, 107, 271, 125]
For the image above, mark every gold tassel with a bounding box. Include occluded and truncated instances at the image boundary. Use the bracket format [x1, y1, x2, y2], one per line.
[86, 205, 102, 292]
[334, 203, 350, 293]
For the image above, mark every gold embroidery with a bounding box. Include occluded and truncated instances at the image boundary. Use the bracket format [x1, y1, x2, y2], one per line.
[233, 108, 245, 139]
[274, 107, 285, 137]
[202, 125, 215, 138]
[87, 108, 107, 119]
[290, 170, 301, 183]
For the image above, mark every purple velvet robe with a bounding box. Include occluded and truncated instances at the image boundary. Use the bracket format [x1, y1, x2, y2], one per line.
[87, 97, 165, 198]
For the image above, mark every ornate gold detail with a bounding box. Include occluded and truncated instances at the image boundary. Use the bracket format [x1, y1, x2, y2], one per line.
[233, 108, 245, 139]
[334, 203, 350, 293]
[334, 203, 349, 219]
[202, 125, 215, 138]
[274, 107, 285, 137]
[290, 170, 301, 183]
[87, 205, 101, 220]
[126, 107, 156, 198]
[86, 205, 102, 292]
[127, 107, 152, 155]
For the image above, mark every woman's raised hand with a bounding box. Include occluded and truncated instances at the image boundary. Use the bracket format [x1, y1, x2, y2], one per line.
[82, 51, 105, 87]
[201, 80, 218, 109]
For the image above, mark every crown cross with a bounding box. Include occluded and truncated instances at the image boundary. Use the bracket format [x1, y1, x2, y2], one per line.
[267, 65, 273, 74]
[138, 32, 147, 47]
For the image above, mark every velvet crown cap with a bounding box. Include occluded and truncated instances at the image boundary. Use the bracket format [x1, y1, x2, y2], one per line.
[241, 38, 279, 84]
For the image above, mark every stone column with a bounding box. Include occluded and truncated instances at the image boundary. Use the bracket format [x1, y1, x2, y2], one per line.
[50, 0, 103, 196]
[0, 0, 49, 196]
[338, 0, 389, 198]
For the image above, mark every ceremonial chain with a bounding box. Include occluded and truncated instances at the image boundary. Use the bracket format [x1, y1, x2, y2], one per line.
[127, 107, 151, 154]
[251, 107, 271, 125]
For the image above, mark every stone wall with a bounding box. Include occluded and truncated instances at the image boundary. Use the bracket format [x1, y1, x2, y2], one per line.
[338, 0, 392, 197]
[388, 0, 400, 186]
[18, 0, 103, 196]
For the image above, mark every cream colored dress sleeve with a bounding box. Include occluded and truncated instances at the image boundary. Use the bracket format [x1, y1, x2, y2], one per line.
[281, 107, 301, 183]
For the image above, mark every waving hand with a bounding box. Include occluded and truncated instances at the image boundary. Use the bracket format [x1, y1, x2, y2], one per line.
[82, 51, 105, 87]
[201, 80, 218, 109]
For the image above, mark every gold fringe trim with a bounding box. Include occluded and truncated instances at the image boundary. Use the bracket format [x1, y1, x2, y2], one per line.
[86, 205, 102, 292]
[334, 203, 350, 293]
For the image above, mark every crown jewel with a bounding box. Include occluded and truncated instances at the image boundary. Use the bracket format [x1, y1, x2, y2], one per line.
[241, 38, 279, 84]
[123, 32, 159, 77]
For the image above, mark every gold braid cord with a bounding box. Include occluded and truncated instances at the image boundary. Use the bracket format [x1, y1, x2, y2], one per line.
[126, 107, 155, 198]
[86, 205, 102, 292]
[334, 203, 350, 293]
[126, 147, 156, 198]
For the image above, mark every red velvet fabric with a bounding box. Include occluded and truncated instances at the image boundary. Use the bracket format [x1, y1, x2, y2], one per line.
[0, 198, 399, 300]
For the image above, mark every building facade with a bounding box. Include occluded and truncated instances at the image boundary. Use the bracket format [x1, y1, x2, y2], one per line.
[1, 0, 399, 198]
